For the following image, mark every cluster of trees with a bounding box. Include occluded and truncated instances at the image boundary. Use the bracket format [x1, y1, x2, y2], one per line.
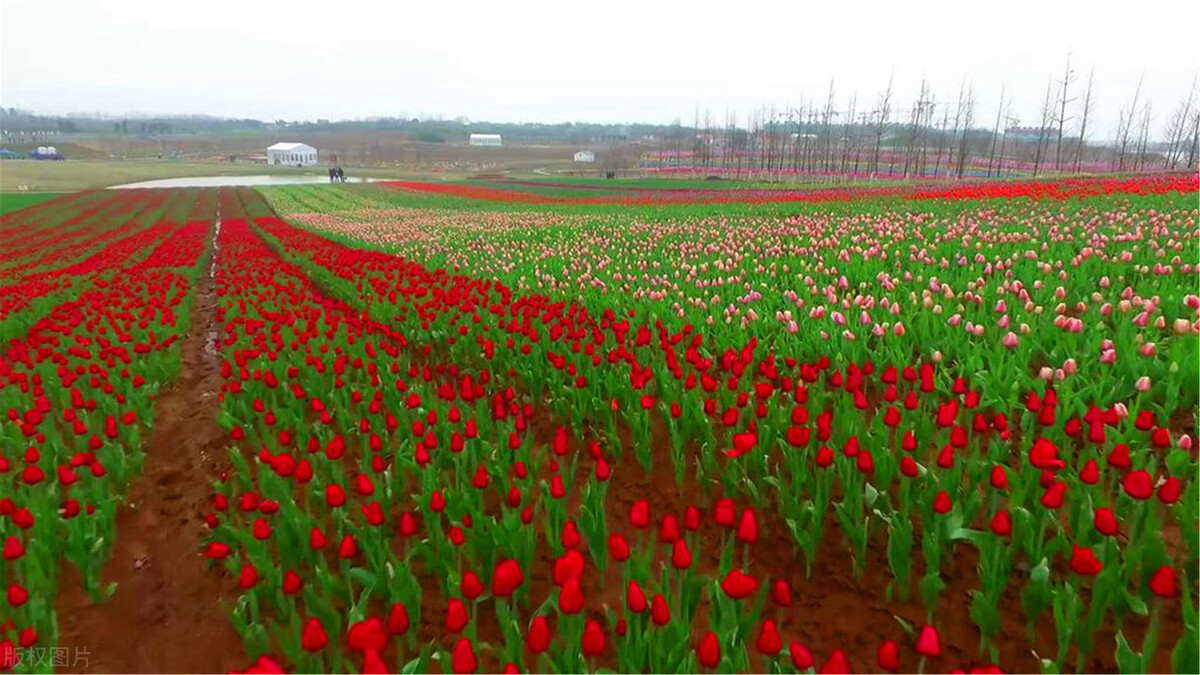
[651, 63, 1198, 178]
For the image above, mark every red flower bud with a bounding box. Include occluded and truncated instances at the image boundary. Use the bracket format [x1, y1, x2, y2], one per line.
[492, 558, 524, 597]
[581, 620, 606, 656]
[877, 639, 901, 671]
[720, 569, 759, 599]
[915, 624, 941, 657]
[526, 615, 551, 653]
[451, 638, 476, 674]
[301, 618, 328, 652]
[697, 631, 721, 668]
[1069, 544, 1103, 576]
[755, 619, 782, 656]
[1149, 565, 1179, 598]
[1093, 508, 1119, 536]
[1122, 470, 1154, 500]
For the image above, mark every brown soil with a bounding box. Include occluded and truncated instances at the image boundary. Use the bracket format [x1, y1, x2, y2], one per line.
[55, 223, 245, 674]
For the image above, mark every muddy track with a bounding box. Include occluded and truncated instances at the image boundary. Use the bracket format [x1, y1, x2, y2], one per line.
[55, 219, 244, 674]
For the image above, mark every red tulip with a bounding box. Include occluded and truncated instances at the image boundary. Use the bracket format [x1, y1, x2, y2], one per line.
[362, 649, 388, 675]
[553, 549, 584, 585]
[661, 537, 690, 569]
[561, 520, 582, 549]
[282, 570, 303, 595]
[387, 602, 410, 636]
[608, 533, 631, 561]
[990, 510, 1011, 536]
[789, 641, 814, 670]
[526, 615, 551, 653]
[877, 639, 900, 671]
[451, 638, 477, 674]
[755, 619, 782, 656]
[445, 598, 470, 633]
[581, 620, 606, 656]
[736, 508, 759, 543]
[301, 618, 328, 652]
[492, 558, 524, 597]
[697, 632, 721, 668]
[630, 499, 650, 528]
[1149, 565, 1179, 598]
[7, 584, 28, 608]
[626, 580, 648, 613]
[915, 625, 941, 657]
[1040, 481, 1066, 509]
[1123, 470, 1154, 500]
[461, 571, 484, 600]
[558, 578, 585, 614]
[347, 617, 387, 652]
[720, 569, 759, 599]
[1093, 508, 1119, 536]
[819, 649, 850, 674]
[650, 593, 670, 626]
[238, 564, 259, 589]
[933, 491, 952, 514]
[771, 579, 793, 607]
[1069, 545, 1103, 576]
[309, 527, 327, 550]
[1158, 477, 1181, 504]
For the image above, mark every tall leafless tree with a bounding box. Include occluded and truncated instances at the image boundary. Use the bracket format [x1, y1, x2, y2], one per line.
[1116, 75, 1144, 171]
[1053, 53, 1076, 172]
[987, 84, 1007, 177]
[871, 73, 894, 178]
[955, 83, 977, 178]
[1033, 80, 1055, 176]
[1073, 68, 1095, 173]
[1162, 78, 1197, 169]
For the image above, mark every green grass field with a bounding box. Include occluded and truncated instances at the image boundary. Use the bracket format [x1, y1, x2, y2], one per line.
[0, 191, 64, 215]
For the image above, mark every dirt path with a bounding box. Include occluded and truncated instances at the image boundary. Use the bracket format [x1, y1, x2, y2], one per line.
[56, 219, 245, 674]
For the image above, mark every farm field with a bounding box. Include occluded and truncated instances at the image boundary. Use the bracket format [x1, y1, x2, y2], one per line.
[1, 176, 1197, 675]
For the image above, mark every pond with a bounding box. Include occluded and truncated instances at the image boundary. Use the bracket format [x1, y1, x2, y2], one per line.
[108, 175, 386, 189]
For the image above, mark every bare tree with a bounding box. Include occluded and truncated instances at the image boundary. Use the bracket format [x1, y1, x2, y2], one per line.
[871, 73, 894, 178]
[1054, 53, 1076, 172]
[840, 93, 857, 175]
[1162, 78, 1197, 169]
[1073, 68, 1095, 173]
[1116, 74, 1144, 171]
[932, 99, 951, 178]
[1187, 107, 1200, 169]
[1033, 79, 1055, 176]
[903, 80, 932, 179]
[987, 84, 1007, 177]
[820, 80, 837, 172]
[955, 83, 977, 178]
[1134, 99, 1153, 172]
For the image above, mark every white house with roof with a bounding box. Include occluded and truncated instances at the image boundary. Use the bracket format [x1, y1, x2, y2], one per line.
[469, 133, 502, 147]
[267, 142, 319, 166]
[573, 150, 595, 163]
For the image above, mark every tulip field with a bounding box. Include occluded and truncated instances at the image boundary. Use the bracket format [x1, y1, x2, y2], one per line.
[2, 174, 1198, 674]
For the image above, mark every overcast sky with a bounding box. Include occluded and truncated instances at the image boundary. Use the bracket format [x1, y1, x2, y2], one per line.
[2, 0, 1197, 138]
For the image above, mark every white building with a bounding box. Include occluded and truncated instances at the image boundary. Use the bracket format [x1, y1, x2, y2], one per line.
[469, 133, 502, 147]
[267, 142, 319, 166]
[573, 150, 595, 163]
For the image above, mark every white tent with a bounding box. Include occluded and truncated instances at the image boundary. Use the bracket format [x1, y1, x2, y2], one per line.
[469, 134, 502, 147]
[267, 142, 319, 166]
[573, 150, 595, 163]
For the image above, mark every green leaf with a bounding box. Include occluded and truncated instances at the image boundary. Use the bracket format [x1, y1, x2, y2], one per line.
[1115, 632, 1141, 675]
[1172, 630, 1199, 675]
